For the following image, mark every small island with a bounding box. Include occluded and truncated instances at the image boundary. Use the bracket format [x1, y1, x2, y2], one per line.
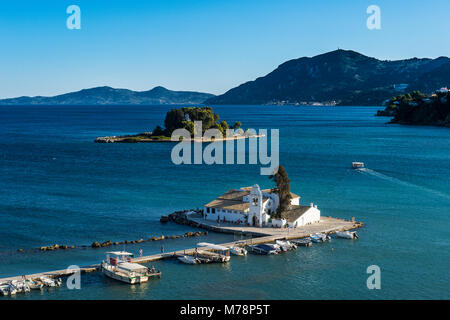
[377, 88, 449, 127]
[95, 106, 261, 143]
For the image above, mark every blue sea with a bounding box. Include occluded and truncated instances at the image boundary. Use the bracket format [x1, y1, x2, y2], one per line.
[0, 105, 449, 299]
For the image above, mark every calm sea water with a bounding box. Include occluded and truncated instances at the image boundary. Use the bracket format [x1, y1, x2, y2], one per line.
[0, 105, 449, 299]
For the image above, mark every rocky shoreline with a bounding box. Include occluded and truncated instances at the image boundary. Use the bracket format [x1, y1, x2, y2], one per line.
[15, 210, 208, 254]
[94, 133, 265, 143]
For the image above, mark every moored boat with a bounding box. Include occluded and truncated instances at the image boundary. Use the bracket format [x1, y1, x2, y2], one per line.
[101, 251, 156, 284]
[25, 279, 44, 290]
[292, 238, 312, 247]
[11, 280, 30, 293]
[196, 242, 231, 262]
[177, 255, 200, 264]
[40, 276, 57, 287]
[276, 240, 297, 251]
[310, 233, 330, 243]
[229, 246, 247, 256]
[264, 243, 282, 253]
[0, 283, 10, 296]
[335, 231, 359, 239]
[248, 244, 278, 255]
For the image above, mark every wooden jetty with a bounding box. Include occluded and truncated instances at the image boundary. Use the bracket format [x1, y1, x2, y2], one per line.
[0, 216, 362, 283]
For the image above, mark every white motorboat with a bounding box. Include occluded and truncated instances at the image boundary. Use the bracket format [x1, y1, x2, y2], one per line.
[229, 246, 247, 256]
[310, 233, 330, 243]
[40, 276, 57, 287]
[276, 240, 297, 251]
[25, 279, 44, 290]
[11, 280, 30, 293]
[177, 255, 200, 264]
[335, 231, 359, 239]
[291, 238, 312, 247]
[102, 251, 154, 284]
[0, 283, 10, 296]
[4, 283, 17, 295]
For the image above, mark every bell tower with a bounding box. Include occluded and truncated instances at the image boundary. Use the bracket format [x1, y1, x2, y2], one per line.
[249, 184, 263, 227]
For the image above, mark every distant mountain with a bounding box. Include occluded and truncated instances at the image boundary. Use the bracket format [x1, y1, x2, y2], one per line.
[0, 86, 215, 105]
[205, 49, 450, 106]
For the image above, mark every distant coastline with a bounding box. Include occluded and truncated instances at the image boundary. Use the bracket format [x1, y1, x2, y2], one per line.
[377, 89, 449, 127]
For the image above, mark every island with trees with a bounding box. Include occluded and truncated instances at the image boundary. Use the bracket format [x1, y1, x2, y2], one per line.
[376, 89, 449, 127]
[95, 106, 260, 143]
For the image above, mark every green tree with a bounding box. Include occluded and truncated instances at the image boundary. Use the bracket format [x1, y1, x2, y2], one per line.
[218, 120, 229, 136]
[164, 108, 185, 135]
[269, 165, 292, 218]
[152, 125, 165, 136]
[233, 121, 242, 130]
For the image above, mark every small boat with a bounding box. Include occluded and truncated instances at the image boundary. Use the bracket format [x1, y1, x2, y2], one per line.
[335, 231, 359, 239]
[0, 283, 10, 296]
[196, 242, 231, 262]
[11, 280, 30, 293]
[292, 238, 312, 247]
[102, 251, 154, 284]
[177, 255, 200, 264]
[310, 233, 330, 243]
[1, 282, 18, 295]
[25, 279, 44, 290]
[264, 243, 282, 253]
[276, 240, 297, 251]
[248, 244, 278, 255]
[40, 276, 57, 287]
[352, 162, 365, 169]
[229, 246, 247, 256]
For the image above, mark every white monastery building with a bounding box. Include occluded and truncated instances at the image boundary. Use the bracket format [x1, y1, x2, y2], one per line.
[203, 184, 320, 228]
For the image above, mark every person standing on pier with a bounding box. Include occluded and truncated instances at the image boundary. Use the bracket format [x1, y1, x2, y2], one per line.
[138, 248, 143, 257]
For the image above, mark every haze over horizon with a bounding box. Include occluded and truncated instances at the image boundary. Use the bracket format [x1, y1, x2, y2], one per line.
[1, 0, 449, 99]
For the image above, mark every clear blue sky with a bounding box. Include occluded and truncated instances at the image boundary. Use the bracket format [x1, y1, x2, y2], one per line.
[0, 0, 449, 98]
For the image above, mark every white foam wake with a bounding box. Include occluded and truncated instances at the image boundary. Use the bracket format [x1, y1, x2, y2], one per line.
[357, 168, 450, 201]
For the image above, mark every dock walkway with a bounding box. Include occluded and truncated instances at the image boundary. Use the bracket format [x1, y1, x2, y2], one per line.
[0, 216, 362, 283]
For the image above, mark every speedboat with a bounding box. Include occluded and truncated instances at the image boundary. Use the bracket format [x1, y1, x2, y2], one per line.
[264, 243, 282, 253]
[5, 283, 17, 295]
[196, 242, 231, 262]
[310, 233, 330, 243]
[292, 238, 312, 247]
[40, 276, 57, 287]
[177, 255, 200, 264]
[276, 240, 297, 251]
[229, 246, 247, 256]
[25, 279, 44, 290]
[352, 162, 365, 169]
[0, 283, 10, 296]
[11, 280, 30, 293]
[335, 231, 359, 239]
[248, 244, 278, 255]
[102, 251, 154, 284]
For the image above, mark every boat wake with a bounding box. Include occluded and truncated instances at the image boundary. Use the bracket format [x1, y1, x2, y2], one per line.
[357, 168, 450, 201]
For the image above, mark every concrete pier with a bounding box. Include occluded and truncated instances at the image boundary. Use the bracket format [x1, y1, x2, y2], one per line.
[0, 216, 362, 283]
